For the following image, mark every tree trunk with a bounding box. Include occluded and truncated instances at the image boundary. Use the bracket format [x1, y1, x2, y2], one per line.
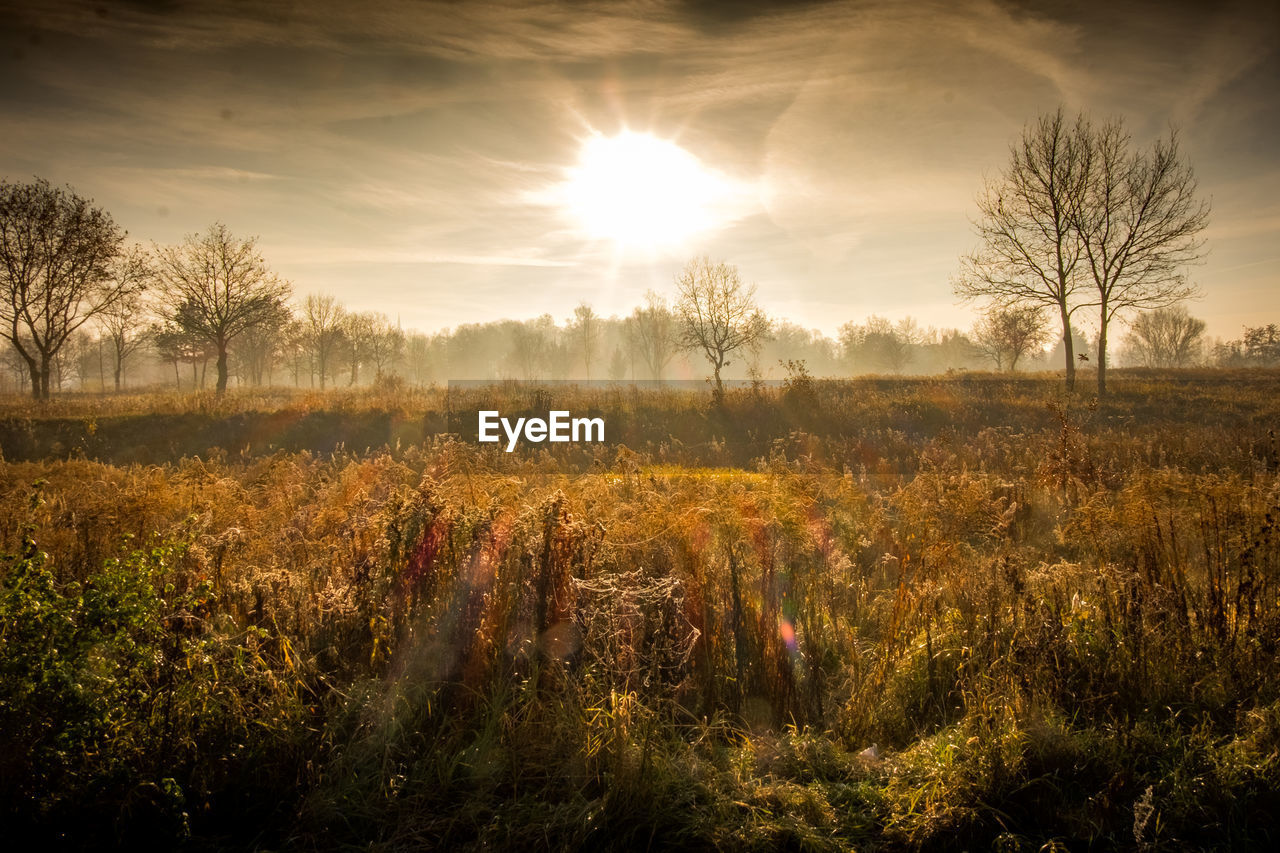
[39, 361, 52, 400]
[25, 357, 40, 401]
[215, 343, 229, 393]
[1060, 304, 1076, 392]
[1097, 302, 1109, 396]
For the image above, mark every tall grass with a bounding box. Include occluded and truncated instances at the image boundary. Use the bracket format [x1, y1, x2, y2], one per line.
[1, 372, 1278, 849]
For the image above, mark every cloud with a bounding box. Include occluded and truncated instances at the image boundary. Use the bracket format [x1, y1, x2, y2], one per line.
[1, 0, 1275, 337]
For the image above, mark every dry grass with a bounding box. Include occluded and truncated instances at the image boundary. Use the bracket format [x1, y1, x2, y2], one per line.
[2, 371, 1279, 849]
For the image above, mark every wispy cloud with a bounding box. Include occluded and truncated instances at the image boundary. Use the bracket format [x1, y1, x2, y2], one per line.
[1, 0, 1276, 336]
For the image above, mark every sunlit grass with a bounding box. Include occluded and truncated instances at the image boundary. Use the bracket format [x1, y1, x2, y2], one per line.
[2, 372, 1279, 848]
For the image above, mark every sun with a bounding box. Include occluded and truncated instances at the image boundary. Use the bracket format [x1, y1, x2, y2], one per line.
[562, 131, 729, 251]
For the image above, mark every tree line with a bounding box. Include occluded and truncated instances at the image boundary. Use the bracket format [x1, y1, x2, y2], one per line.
[1, 106, 1269, 398]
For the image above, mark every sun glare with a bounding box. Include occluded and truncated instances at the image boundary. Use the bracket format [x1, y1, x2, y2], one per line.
[563, 131, 729, 251]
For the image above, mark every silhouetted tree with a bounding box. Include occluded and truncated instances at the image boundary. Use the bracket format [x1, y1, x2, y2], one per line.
[972, 305, 1050, 371]
[0, 178, 135, 398]
[1073, 122, 1208, 393]
[956, 109, 1089, 390]
[153, 223, 290, 394]
[301, 294, 346, 389]
[97, 245, 153, 391]
[674, 257, 770, 397]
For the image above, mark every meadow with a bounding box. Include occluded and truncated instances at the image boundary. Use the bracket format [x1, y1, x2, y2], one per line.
[2, 370, 1279, 851]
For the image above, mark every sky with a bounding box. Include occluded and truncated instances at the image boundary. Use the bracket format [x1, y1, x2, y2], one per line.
[1, 0, 1277, 341]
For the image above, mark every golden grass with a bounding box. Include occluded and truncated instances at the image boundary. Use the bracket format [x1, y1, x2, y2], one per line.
[2, 372, 1279, 849]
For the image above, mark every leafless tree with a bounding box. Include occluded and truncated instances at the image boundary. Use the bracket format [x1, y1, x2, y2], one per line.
[301, 293, 346, 389]
[343, 310, 374, 386]
[674, 257, 770, 397]
[569, 302, 601, 380]
[0, 178, 135, 398]
[343, 310, 404, 383]
[955, 109, 1090, 390]
[1072, 123, 1208, 393]
[631, 290, 678, 380]
[972, 305, 1051, 371]
[364, 313, 405, 380]
[97, 245, 153, 391]
[65, 328, 106, 391]
[153, 223, 291, 394]
[1123, 306, 1205, 368]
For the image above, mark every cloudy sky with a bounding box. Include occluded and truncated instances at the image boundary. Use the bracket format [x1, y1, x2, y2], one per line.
[1, 0, 1276, 340]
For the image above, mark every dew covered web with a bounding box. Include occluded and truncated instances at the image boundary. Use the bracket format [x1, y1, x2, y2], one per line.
[571, 569, 701, 691]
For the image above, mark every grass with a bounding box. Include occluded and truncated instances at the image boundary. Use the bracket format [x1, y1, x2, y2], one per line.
[1, 370, 1279, 849]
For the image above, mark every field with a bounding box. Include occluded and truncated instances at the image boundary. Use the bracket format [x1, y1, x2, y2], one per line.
[2, 371, 1279, 851]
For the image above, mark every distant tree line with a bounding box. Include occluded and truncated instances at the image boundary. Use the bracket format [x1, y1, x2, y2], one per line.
[0, 162, 1264, 398]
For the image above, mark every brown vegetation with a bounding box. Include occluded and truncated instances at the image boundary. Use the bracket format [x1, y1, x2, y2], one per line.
[2, 372, 1279, 849]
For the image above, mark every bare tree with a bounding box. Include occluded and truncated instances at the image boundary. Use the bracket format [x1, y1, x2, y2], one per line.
[955, 109, 1089, 390]
[569, 302, 601, 380]
[280, 318, 309, 387]
[153, 223, 291, 394]
[631, 290, 678, 380]
[363, 313, 405, 380]
[343, 310, 373, 386]
[232, 300, 291, 387]
[97, 246, 153, 391]
[674, 257, 770, 397]
[972, 305, 1051, 371]
[301, 293, 346, 389]
[1123, 306, 1205, 367]
[65, 328, 105, 391]
[0, 178, 136, 398]
[342, 310, 404, 383]
[1073, 123, 1208, 393]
